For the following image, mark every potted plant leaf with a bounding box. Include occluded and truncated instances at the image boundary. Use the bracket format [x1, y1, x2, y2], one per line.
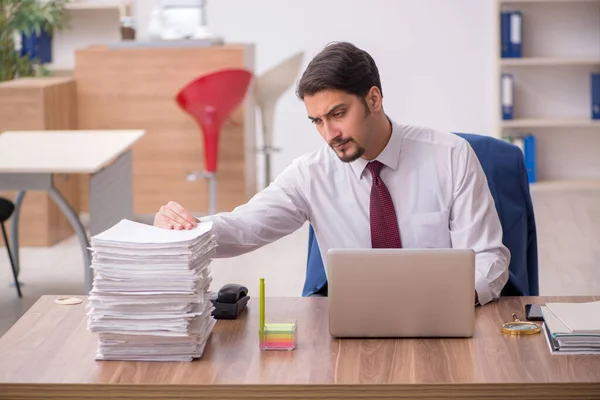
[0, 0, 70, 82]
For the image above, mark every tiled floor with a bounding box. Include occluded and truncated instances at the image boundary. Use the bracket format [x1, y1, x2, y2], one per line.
[1, 189, 599, 337]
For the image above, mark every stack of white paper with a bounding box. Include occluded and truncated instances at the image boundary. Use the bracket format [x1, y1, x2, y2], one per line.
[86, 219, 218, 362]
[541, 301, 600, 355]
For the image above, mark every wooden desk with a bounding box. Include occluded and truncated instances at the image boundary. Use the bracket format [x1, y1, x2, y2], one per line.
[0, 130, 144, 292]
[0, 296, 599, 399]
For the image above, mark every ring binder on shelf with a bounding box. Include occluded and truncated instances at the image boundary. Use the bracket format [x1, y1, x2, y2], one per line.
[501, 73, 514, 120]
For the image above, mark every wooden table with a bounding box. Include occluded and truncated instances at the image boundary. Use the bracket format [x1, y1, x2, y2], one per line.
[0, 130, 144, 292]
[0, 296, 599, 399]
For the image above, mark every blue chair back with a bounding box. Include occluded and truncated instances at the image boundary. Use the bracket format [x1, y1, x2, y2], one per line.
[303, 133, 539, 297]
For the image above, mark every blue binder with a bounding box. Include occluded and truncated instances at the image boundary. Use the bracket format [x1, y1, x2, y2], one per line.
[501, 11, 522, 58]
[20, 30, 53, 64]
[523, 135, 536, 183]
[501, 73, 514, 120]
[592, 73, 600, 119]
[501, 11, 511, 58]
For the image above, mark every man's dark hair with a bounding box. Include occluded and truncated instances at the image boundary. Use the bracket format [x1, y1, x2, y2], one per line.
[296, 42, 383, 101]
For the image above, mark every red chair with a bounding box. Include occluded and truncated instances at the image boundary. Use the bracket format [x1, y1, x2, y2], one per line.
[176, 68, 253, 215]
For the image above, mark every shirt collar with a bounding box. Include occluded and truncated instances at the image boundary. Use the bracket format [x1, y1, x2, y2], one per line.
[349, 117, 403, 179]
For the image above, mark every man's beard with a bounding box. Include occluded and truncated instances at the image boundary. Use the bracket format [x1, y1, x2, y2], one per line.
[329, 137, 365, 163]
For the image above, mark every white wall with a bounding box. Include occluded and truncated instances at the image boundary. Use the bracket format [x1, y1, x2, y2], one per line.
[133, 0, 496, 186]
[51, 8, 121, 69]
[49, 0, 495, 186]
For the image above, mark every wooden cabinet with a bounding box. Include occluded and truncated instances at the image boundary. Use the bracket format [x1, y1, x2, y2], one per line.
[0, 78, 79, 246]
[74, 43, 257, 216]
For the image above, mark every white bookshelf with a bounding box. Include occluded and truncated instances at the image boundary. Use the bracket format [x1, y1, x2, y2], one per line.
[494, 0, 600, 188]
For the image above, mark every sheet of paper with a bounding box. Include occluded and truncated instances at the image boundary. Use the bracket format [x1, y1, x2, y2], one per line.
[545, 301, 600, 334]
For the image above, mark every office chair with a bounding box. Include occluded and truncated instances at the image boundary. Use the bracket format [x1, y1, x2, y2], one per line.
[175, 68, 253, 215]
[303, 133, 539, 298]
[0, 197, 22, 297]
[255, 51, 304, 187]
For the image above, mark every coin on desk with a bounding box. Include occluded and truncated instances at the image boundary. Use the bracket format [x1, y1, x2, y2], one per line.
[54, 297, 83, 305]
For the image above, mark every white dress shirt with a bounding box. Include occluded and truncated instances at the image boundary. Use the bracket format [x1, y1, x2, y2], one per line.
[202, 119, 510, 305]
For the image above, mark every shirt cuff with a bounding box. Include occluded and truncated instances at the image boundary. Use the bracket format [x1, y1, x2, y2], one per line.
[475, 276, 494, 306]
[196, 214, 221, 227]
[196, 216, 220, 248]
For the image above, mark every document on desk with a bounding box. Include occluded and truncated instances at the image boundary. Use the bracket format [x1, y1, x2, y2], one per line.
[541, 302, 600, 355]
[86, 219, 218, 362]
[545, 301, 600, 334]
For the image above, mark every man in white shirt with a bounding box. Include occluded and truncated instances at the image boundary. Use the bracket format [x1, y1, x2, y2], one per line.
[153, 42, 510, 305]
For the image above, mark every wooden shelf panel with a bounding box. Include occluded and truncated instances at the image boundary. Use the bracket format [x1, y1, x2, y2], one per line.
[500, 57, 600, 66]
[498, 0, 600, 4]
[65, 0, 129, 12]
[501, 119, 600, 128]
[531, 179, 600, 191]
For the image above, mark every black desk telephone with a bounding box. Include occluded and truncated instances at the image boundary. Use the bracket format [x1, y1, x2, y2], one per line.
[210, 283, 250, 319]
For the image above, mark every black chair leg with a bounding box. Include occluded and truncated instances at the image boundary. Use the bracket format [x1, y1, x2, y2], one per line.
[1, 222, 22, 298]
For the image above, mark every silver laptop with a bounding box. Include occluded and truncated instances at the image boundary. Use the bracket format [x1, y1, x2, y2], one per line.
[326, 248, 476, 338]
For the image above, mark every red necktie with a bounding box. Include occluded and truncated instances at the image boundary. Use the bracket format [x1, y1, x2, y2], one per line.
[368, 161, 402, 248]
